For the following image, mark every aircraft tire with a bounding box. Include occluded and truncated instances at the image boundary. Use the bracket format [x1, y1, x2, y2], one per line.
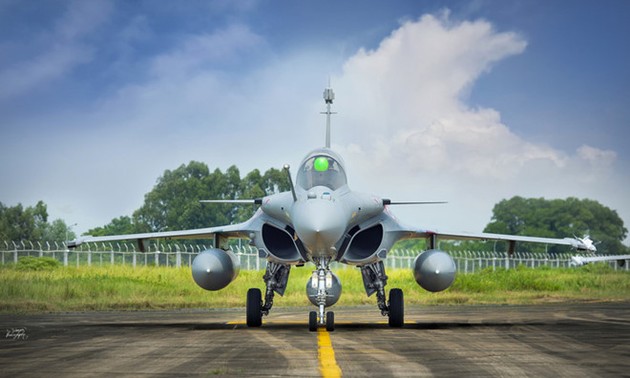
[326, 311, 335, 332]
[309, 311, 318, 332]
[246, 288, 262, 327]
[388, 288, 404, 328]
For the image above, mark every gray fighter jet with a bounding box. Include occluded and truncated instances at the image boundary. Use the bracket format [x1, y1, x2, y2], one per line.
[68, 87, 595, 331]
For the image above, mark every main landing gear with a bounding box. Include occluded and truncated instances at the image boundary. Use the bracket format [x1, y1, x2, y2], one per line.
[246, 262, 290, 327]
[361, 261, 404, 327]
[247, 259, 403, 330]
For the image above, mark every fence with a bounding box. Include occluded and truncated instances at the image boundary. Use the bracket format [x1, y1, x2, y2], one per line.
[1, 240, 628, 273]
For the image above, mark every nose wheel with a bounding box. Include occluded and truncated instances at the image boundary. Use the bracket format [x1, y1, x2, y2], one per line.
[309, 311, 317, 331]
[309, 310, 335, 332]
[326, 311, 335, 331]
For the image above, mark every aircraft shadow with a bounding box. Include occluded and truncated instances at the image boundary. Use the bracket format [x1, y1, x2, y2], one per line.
[83, 320, 547, 332]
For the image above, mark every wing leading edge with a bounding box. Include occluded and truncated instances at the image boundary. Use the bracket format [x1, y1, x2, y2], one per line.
[66, 219, 256, 252]
[397, 227, 595, 253]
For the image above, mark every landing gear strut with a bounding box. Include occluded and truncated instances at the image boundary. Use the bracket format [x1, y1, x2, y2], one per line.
[360, 261, 404, 327]
[308, 257, 335, 331]
[246, 262, 290, 327]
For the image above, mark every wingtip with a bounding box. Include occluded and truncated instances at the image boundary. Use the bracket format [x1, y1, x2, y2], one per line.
[66, 236, 92, 249]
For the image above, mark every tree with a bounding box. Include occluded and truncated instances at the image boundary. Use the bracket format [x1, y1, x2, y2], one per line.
[484, 196, 628, 254]
[43, 219, 77, 242]
[89, 162, 290, 236]
[86, 216, 136, 237]
[0, 201, 48, 241]
[0, 201, 76, 242]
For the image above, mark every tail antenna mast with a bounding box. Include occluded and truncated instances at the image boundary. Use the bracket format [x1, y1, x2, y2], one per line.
[321, 84, 336, 148]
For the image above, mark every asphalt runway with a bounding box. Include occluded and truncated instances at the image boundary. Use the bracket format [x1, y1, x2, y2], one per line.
[1, 303, 629, 377]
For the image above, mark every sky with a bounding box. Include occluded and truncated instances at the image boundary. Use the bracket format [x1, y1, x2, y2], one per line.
[1, 0, 629, 243]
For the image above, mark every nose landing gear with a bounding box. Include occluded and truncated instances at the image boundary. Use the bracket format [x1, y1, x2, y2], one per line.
[309, 257, 336, 332]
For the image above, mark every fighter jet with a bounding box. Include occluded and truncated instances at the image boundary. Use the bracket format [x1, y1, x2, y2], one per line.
[67, 87, 595, 331]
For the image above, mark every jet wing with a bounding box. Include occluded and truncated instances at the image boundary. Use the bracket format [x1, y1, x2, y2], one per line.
[399, 227, 594, 252]
[433, 230, 586, 248]
[66, 220, 254, 251]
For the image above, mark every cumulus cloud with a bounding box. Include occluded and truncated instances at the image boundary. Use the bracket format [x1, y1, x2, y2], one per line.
[329, 13, 625, 235]
[333, 13, 621, 180]
[1, 7, 626, 241]
[335, 13, 567, 179]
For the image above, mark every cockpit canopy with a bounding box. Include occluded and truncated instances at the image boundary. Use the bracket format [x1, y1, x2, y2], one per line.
[297, 150, 347, 190]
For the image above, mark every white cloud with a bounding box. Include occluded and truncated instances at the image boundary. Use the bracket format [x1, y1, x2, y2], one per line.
[329, 13, 627, 238]
[5, 32, 333, 234]
[1, 9, 627, 244]
[335, 13, 556, 179]
[0, 44, 93, 100]
[577, 145, 617, 166]
[0, 0, 111, 100]
[54, 0, 112, 41]
[150, 24, 266, 78]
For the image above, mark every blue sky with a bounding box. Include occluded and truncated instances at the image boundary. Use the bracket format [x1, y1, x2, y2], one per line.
[1, 0, 629, 243]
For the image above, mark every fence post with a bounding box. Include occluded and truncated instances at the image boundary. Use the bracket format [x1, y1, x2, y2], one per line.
[64, 249, 69, 267]
[464, 252, 469, 274]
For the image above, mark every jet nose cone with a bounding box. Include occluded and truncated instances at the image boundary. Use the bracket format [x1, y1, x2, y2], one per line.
[293, 200, 347, 257]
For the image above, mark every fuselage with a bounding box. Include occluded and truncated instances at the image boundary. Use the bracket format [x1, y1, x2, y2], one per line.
[260, 148, 384, 261]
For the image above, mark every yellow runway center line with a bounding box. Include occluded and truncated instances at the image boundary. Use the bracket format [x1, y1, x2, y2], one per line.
[317, 328, 342, 377]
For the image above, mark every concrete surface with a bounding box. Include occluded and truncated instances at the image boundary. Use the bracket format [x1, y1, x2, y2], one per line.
[1, 303, 629, 377]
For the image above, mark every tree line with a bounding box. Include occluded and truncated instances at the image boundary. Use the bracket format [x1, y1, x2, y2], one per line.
[87, 162, 290, 236]
[1, 161, 627, 254]
[0, 201, 76, 242]
[484, 197, 627, 254]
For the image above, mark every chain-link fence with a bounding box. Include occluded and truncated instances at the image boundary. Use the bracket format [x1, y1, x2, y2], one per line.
[1, 240, 628, 273]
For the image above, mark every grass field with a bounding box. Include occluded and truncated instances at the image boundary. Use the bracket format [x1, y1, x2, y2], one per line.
[1, 257, 629, 313]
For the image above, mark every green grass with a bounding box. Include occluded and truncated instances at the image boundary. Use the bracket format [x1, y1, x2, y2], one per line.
[1, 260, 629, 313]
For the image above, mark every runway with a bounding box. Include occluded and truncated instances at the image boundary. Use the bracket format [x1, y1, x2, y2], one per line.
[1, 303, 629, 377]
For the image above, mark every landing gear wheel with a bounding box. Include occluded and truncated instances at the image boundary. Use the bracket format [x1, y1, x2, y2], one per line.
[326, 311, 335, 332]
[388, 288, 404, 328]
[246, 288, 262, 327]
[309, 311, 318, 332]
